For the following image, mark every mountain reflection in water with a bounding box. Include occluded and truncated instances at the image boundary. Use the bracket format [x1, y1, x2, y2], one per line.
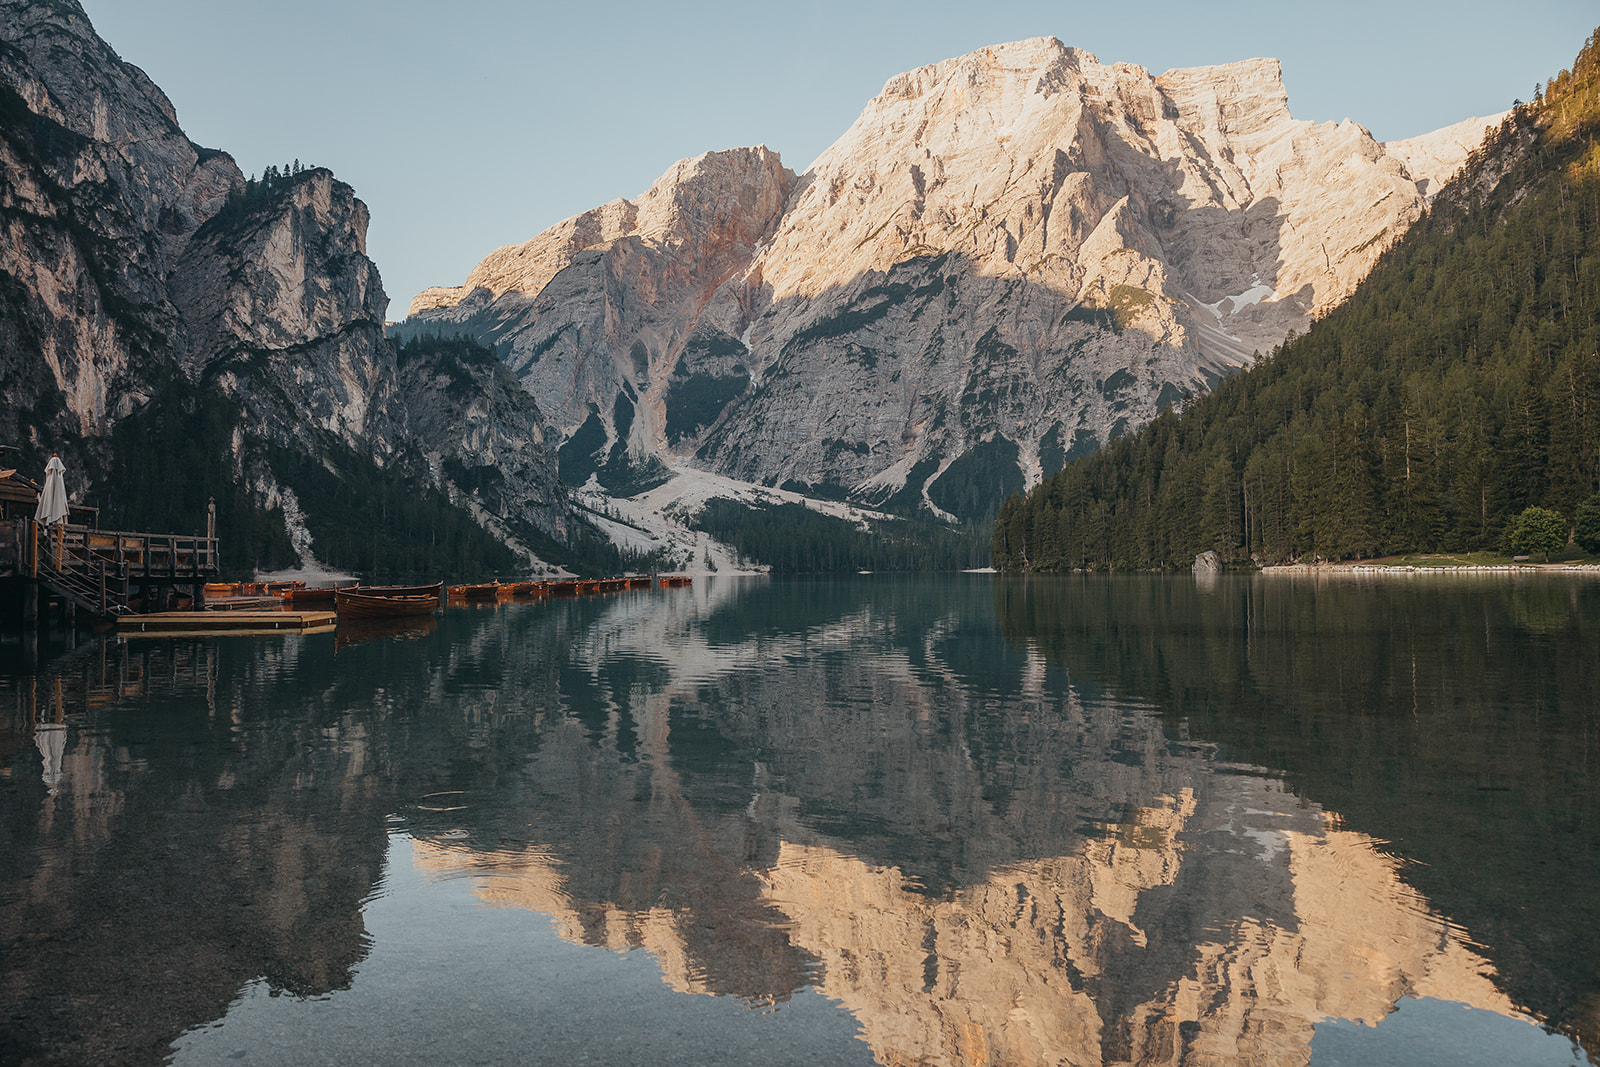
[0, 574, 1593, 1066]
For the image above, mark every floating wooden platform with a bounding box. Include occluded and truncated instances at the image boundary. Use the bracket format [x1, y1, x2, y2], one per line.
[118, 610, 338, 635]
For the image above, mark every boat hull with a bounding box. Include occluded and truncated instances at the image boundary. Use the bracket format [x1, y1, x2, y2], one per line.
[335, 582, 443, 619]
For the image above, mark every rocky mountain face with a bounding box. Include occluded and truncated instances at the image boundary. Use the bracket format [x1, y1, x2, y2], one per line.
[393, 335, 571, 553]
[409, 38, 1499, 525]
[168, 172, 398, 451]
[408, 147, 797, 497]
[0, 0, 232, 436]
[0, 0, 573, 572]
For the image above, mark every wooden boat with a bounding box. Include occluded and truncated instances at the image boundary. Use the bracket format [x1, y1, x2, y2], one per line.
[206, 581, 268, 598]
[286, 584, 341, 605]
[507, 581, 537, 596]
[335, 581, 443, 618]
[448, 581, 500, 599]
[354, 582, 444, 597]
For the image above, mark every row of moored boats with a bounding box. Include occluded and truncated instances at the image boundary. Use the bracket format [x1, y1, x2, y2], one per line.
[203, 575, 693, 620]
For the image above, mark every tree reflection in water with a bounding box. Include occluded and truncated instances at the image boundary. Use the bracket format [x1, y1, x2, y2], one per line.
[1, 574, 1593, 1066]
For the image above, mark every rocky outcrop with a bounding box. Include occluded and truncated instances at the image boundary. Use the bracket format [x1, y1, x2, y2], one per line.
[406, 147, 795, 496]
[410, 38, 1499, 523]
[1386, 112, 1509, 197]
[0, 0, 574, 569]
[395, 334, 572, 550]
[170, 171, 398, 451]
[0, 0, 235, 438]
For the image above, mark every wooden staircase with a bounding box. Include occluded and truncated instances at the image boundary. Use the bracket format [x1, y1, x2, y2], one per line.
[36, 550, 132, 617]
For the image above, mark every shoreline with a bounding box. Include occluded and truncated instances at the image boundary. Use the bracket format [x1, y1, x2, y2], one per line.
[1256, 561, 1600, 576]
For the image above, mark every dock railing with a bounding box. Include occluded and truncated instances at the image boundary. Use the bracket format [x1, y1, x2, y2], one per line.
[23, 522, 220, 617]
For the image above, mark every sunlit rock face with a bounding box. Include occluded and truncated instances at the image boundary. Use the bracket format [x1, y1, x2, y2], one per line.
[170, 171, 397, 451]
[0, 0, 237, 437]
[409, 147, 797, 497]
[409, 39, 1498, 515]
[0, 0, 573, 558]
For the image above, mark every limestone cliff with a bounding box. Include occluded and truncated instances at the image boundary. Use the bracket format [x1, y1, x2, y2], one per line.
[169, 170, 398, 452]
[406, 146, 795, 497]
[0, 0, 575, 573]
[0, 0, 234, 438]
[409, 39, 1499, 524]
[394, 334, 572, 551]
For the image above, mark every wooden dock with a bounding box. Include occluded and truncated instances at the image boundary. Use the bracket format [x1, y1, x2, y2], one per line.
[9, 520, 221, 620]
[118, 610, 337, 635]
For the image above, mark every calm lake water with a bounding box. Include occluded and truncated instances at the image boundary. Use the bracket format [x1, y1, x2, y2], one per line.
[2, 573, 1597, 1066]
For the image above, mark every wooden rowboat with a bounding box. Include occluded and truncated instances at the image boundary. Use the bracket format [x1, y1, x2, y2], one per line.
[286, 584, 344, 604]
[356, 582, 445, 598]
[335, 582, 443, 618]
[448, 582, 500, 599]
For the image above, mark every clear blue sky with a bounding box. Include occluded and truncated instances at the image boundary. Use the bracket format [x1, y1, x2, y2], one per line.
[79, 0, 1596, 317]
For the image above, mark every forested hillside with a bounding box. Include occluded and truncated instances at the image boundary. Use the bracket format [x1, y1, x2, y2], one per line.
[994, 29, 1600, 571]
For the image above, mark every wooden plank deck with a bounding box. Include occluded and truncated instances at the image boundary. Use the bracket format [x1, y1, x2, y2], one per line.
[118, 611, 337, 634]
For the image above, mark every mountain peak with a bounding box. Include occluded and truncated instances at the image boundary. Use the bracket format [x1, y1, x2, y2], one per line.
[408, 38, 1503, 523]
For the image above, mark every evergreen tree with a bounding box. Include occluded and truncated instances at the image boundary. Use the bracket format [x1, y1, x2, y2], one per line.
[1575, 493, 1600, 552]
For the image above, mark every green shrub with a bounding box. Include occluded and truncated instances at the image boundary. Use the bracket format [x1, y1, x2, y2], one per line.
[1505, 506, 1567, 560]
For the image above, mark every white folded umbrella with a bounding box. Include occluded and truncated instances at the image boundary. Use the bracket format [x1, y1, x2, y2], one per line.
[34, 454, 67, 526]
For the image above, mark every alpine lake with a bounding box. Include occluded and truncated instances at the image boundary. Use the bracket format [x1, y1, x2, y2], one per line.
[2, 572, 1597, 1067]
